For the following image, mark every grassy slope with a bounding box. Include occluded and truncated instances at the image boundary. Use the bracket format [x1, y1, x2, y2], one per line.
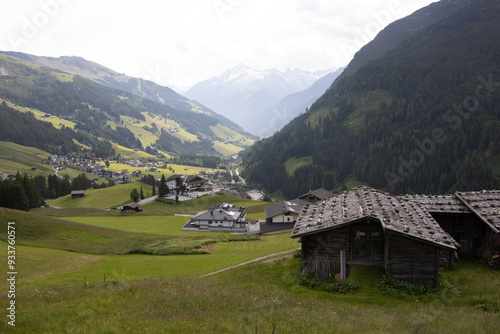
[284, 156, 313, 176]
[1, 190, 499, 332]
[1, 253, 498, 333]
[0, 141, 54, 176]
[47, 183, 153, 209]
[0, 208, 164, 255]
[0, 98, 77, 129]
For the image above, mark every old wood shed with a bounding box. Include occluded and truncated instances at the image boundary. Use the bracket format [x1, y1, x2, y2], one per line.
[291, 187, 458, 287]
[404, 190, 500, 266]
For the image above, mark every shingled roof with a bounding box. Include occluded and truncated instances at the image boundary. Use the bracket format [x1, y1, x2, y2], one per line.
[298, 188, 334, 203]
[400, 194, 471, 214]
[292, 186, 457, 250]
[265, 200, 305, 219]
[456, 190, 500, 233]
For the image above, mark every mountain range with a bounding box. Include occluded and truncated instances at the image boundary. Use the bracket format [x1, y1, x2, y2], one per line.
[185, 64, 336, 135]
[242, 0, 500, 197]
[0, 52, 255, 158]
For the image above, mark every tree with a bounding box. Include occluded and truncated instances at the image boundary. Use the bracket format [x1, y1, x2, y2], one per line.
[140, 187, 145, 200]
[130, 188, 140, 202]
[158, 174, 168, 197]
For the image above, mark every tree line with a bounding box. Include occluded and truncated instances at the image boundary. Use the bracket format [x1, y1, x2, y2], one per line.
[0, 172, 114, 211]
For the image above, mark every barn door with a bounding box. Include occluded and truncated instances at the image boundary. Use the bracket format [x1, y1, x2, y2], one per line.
[352, 229, 384, 262]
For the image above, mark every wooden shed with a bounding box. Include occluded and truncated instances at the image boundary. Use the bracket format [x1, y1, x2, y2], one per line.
[405, 190, 500, 266]
[71, 190, 85, 199]
[292, 187, 458, 287]
[121, 202, 143, 213]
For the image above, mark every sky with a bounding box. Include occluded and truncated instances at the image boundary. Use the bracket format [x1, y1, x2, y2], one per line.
[0, 0, 436, 91]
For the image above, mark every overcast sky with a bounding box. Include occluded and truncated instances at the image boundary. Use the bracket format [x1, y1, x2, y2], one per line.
[0, 0, 436, 91]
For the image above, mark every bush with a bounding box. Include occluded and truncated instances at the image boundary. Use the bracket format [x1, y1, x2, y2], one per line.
[378, 275, 437, 296]
[297, 268, 322, 289]
[297, 268, 360, 293]
[324, 279, 360, 294]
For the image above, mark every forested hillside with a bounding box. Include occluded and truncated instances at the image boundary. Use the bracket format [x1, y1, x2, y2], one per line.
[242, 0, 500, 197]
[0, 53, 253, 157]
[6, 52, 245, 131]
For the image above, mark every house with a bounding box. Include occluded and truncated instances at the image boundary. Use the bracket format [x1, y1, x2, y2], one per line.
[185, 175, 207, 191]
[182, 202, 249, 232]
[265, 199, 307, 224]
[121, 202, 143, 213]
[291, 187, 458, 287]
[403, 190, 500, 266]
[71, 190, 85, 199]
[167, 174, 186, 193]
[297, 188, 334, 203]
[167, 174, 208, 193]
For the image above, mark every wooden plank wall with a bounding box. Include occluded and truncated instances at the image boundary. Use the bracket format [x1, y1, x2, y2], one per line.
[387, 232, 439, 287]
[302, 227, 350, 279]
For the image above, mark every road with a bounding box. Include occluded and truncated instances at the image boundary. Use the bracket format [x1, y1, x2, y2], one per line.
[235, 168, 245, 184]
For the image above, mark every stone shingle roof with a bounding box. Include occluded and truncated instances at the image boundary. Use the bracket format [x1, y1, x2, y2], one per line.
[456, 190, 500, 233]
[400, 194, 471, 214]
[292, 186, 457, 249]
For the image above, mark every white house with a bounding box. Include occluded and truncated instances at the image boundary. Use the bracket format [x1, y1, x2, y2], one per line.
[182, 203, 249, 232]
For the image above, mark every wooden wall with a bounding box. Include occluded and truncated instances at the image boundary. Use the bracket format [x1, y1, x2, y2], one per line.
[301, 226, 350, 279]
[386, 232, 439, 287]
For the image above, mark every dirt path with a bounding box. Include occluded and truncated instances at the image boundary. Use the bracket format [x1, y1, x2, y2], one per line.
[196, 248, 300, 279]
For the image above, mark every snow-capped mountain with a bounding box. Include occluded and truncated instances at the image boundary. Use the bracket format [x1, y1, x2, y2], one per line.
[184, 64, 332, 135]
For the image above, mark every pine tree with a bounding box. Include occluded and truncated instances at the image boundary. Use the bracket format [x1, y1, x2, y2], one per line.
[130, 188, 140, 202]
[140, 187, 144, 200]
[158, 174, 168, 197]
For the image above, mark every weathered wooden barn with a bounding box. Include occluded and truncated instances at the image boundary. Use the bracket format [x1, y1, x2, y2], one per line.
[121, 202, 143, 213]
[71, 190, 85, 199]
[404, 190, 500, 266]
[292, 187, 458, 287]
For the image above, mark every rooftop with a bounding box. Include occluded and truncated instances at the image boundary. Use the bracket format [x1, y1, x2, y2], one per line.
[292, 186, 457, 250]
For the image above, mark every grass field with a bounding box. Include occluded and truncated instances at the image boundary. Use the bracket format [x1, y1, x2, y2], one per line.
[0, 141, 54, 177]
[1, 186, 499, 332]
[284, 156, 313, 176]
[0, 98, 77, 129]
[47, 183, 153, 209]
[107, 162, 210, 179]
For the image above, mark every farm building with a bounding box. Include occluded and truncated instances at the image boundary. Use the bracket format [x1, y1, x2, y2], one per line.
[403, 190, 500, 266]
[182, 202, 249, 232]
[71, 190, 85, 199]
[297, 188, 334, 203]
[121, 202, 143, 213]
[292, 187, 458, 287]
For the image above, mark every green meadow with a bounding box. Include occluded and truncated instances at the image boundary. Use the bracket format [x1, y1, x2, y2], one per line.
[0, 141, 53, 177]
[47, 183, 154, 209]
[0, 187, 499, 333]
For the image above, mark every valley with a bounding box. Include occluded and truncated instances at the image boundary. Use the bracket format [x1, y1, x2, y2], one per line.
[1, 0, 500, 332]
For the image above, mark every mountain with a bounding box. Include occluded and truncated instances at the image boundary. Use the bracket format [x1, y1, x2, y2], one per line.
[242, 0, 500, 198]
[184, 64, 332, 134]
[251, 68, 345, 137]
[0, 52, 255, 158]
[5, 52, 244, 132]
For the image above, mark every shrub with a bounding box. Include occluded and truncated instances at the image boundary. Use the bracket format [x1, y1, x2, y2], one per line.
[378, 275, 437, 296]
[297, 268, 322, 289]
[324, 279, 360, 294]
[296, 268, 360, 293]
